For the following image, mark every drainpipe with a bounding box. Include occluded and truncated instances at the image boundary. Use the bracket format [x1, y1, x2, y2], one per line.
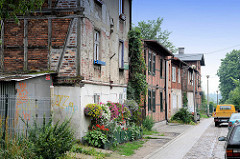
[165, 59, 168, 124]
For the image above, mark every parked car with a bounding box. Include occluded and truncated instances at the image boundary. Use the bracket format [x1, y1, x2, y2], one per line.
[219, 123, 240, 158]
[228, 113, 240, 130]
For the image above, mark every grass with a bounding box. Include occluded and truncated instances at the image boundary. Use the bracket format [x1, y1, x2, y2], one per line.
[143, 129, 159, 135]
[159, 133, 165, 136]
[71, 144, 111, 158]
[115, 140, 145, 156]
[200, 113, 210, 118]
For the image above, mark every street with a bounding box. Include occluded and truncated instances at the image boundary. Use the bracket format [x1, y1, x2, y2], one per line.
[142, 118, 228, 159]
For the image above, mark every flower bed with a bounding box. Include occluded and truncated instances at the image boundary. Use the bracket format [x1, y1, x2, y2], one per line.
[83, 101, 142, 149]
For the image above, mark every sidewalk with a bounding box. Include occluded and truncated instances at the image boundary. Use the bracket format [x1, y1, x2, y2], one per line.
[127, 120, 199, 159]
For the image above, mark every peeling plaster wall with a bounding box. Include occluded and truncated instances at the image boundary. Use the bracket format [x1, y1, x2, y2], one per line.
[53, 84, 127, 139]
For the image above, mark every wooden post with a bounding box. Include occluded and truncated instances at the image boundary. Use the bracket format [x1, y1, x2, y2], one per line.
[24, 19, 28, 72]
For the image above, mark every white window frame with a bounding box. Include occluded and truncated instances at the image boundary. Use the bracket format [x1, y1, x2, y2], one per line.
[172, 66, 176, 82]
[94, 93, 100, 104]
[119, 40, 124, 69]
[94, 30, 100, 61]
[178, 68, 181, 83]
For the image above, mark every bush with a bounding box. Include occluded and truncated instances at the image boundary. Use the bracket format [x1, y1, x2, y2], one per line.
[142, 116, 154, 131]
[171, 108, 194, 124]
[28, 117, 75, 159]
[83, 129, 108, 148]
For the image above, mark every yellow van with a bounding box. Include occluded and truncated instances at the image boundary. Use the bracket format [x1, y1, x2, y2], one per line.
[212, 104, 236, 127]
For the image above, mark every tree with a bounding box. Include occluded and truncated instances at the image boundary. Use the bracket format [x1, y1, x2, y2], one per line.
[0, 0, 44, 22]
[135, 17, 176, 53]
[217, 49, 240, 103]
[225, 78, 240, 108]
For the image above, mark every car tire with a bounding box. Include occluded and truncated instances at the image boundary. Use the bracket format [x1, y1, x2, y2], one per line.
[215, 122, 218, 127]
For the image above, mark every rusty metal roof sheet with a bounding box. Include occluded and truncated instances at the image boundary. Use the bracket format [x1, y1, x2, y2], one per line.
[0, 73, 51, 82]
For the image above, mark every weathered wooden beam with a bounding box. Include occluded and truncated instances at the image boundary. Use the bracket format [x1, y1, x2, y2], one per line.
[57, 19, 73, 73]
[76, 17, 81, 76]
[24, 19, 28, 72]
[0, 20, 4, 72]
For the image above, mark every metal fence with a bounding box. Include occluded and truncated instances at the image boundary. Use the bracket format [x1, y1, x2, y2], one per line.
[0, 95, 51, 137]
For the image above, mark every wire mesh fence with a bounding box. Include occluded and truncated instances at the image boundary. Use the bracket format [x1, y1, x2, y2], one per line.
[0, 95, 51, 137]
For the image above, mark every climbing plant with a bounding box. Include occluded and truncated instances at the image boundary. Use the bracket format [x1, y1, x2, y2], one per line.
[127, 29, 148, 104]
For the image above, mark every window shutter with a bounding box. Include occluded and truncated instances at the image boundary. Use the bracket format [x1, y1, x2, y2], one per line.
[152, 90, 156, 112]
[153, 54, 156, 75]
[148, 50, 152, 74]
[148, 90, 151, 111]
[160, 92, 163, 112]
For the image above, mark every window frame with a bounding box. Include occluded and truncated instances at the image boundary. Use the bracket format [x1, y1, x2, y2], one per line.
[94, 30, 100, 62]
[119, 40, 124, 69]
[178, 68, 181, 83]
[172, 66, 176, 82]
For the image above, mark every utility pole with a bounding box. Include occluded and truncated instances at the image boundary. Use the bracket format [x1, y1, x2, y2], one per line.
[192, 65, 197, 123]
[206, 75, 210, 116]
[216, 90, 219, 105]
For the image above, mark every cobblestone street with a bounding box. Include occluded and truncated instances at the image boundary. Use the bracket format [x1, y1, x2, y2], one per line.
[183, 122, 228, 159]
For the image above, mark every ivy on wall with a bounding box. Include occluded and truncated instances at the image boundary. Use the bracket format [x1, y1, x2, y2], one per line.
[127, 29, 148, 104]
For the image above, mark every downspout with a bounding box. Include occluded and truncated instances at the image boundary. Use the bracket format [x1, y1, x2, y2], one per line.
[129, 0, 132, 30]
[165, 59, 168, 124]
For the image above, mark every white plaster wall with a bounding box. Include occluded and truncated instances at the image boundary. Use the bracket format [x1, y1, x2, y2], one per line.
[187, 92, 194, 111]
[53, 84, 127, 139]
[171, 89, 182, 116]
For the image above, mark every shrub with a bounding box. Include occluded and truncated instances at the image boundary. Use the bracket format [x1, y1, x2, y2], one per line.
[28, 117, 75, 159]
[171, 108, 194, 124]
[83, 129, 108, 148]
[142, 116, 154, 131]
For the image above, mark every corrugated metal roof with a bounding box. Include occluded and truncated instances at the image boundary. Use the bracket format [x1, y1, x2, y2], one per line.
[0, 73, 51, 82]
[174, 53, 205, 66]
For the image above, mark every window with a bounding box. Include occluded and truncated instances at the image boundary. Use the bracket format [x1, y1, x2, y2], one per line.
[148, 90, 151, 111]
[172, 66, 176, 82]
[178, 68, 181, 83]
[119, 40, 124, 69]
[152, 54, 156, 75]
[94, 30, 100, 62]
[148, 50, 152, 74]
[94, 94, 100, 104]
[148, 50, 156, 76]
[160, 92, 163, 112]
[152, 90, 156, 112]
[119, 93, 123, 104]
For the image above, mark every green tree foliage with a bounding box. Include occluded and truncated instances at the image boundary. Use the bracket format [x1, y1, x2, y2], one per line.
[0, 0, 44, 22]
[127, 29, 148, 104]
[135, 17, 176, 53]
[217, 49, 240, 103]
[200, 91, 207, 112]
[225, 78, 240, 108]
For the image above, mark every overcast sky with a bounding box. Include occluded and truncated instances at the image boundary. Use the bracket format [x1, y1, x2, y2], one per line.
[132, 0, 240, 94]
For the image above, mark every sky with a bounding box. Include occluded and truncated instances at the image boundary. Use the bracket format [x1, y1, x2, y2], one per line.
[132, 0, 240, 94]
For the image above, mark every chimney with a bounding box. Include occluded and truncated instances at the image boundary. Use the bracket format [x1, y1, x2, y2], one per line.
[178, 47, 184, 54]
